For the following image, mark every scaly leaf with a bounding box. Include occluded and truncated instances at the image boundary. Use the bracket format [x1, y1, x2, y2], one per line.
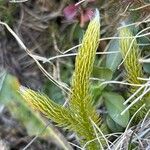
[21, 9, 103, 150]
[69, 9, 102, 149]
[119, 27, 149, 121]
[20, 87, 77, 129]
[119, 27, 143, 85]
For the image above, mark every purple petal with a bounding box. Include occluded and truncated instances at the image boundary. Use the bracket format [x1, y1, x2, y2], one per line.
[63, 4, 79, 21]
[80, 8, 94, 27]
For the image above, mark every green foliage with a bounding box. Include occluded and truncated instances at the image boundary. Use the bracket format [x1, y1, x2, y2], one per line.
[69, 10, 101, 149]
[119, 27, 150, 121]
[91, 66, 113, 104]
[21, 88, 76, 129]
[0, 72, 49, 135]
[92, 67, 113, 84]
[119, 27, 143, 85]
[106, 115, 124, 132]
[21, 10, 102, 150]
[103, 92, 130, 128]
[0, 0, 18, 25]
[0, 72, 73, 150]
[71, 23, 85, 42]
[138, 36, 150, 50]
[106, 38, 122, 72]
[43, 80, 65, 104]
[14, 8, 149, 150]
[143, 63, 150, 74]
[0, 0, 149, 149]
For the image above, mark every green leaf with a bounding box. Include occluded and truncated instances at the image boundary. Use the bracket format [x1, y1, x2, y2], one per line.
[143, 63, 150, 74]
[91, 85, 103, 105]
[72, 24, 84, 42]
[92, 66, 113, 81]
[91, 67, 113, 104]
[130, 10, 140, 22]
[0, 71, 20, 104]
[43, 80, 65, 104]
[106, 38, 122, 72]
[103, 92, 130, 128]
[106, 115, 124, 132]
[138, 36, 150, 50]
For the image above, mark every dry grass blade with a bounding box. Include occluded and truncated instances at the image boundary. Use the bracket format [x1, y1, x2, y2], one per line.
[0, 21, 70, 94]
[9, 0, 28, 3]
[0, 21, 74, 150]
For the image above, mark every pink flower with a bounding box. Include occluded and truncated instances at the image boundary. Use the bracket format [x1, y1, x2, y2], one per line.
[80, 8, 94, 27]
[63, 1, 96, 27]
[63, 4, 79, 21]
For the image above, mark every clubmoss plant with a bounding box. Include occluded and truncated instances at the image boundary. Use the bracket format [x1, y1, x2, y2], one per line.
[21, 9, 102, 150]
[119, 27, 150, 120]
[119, 27, 143, 85]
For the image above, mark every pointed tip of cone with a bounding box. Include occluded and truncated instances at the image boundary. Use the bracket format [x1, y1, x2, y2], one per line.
[92, 8, 100, 22]
[118, 21, 127, 30]
[120, 21, 126, 26]
[20, 86, 27, 93]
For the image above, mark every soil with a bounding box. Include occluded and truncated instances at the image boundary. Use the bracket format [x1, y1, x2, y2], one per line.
[0, 107, 62, 150]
